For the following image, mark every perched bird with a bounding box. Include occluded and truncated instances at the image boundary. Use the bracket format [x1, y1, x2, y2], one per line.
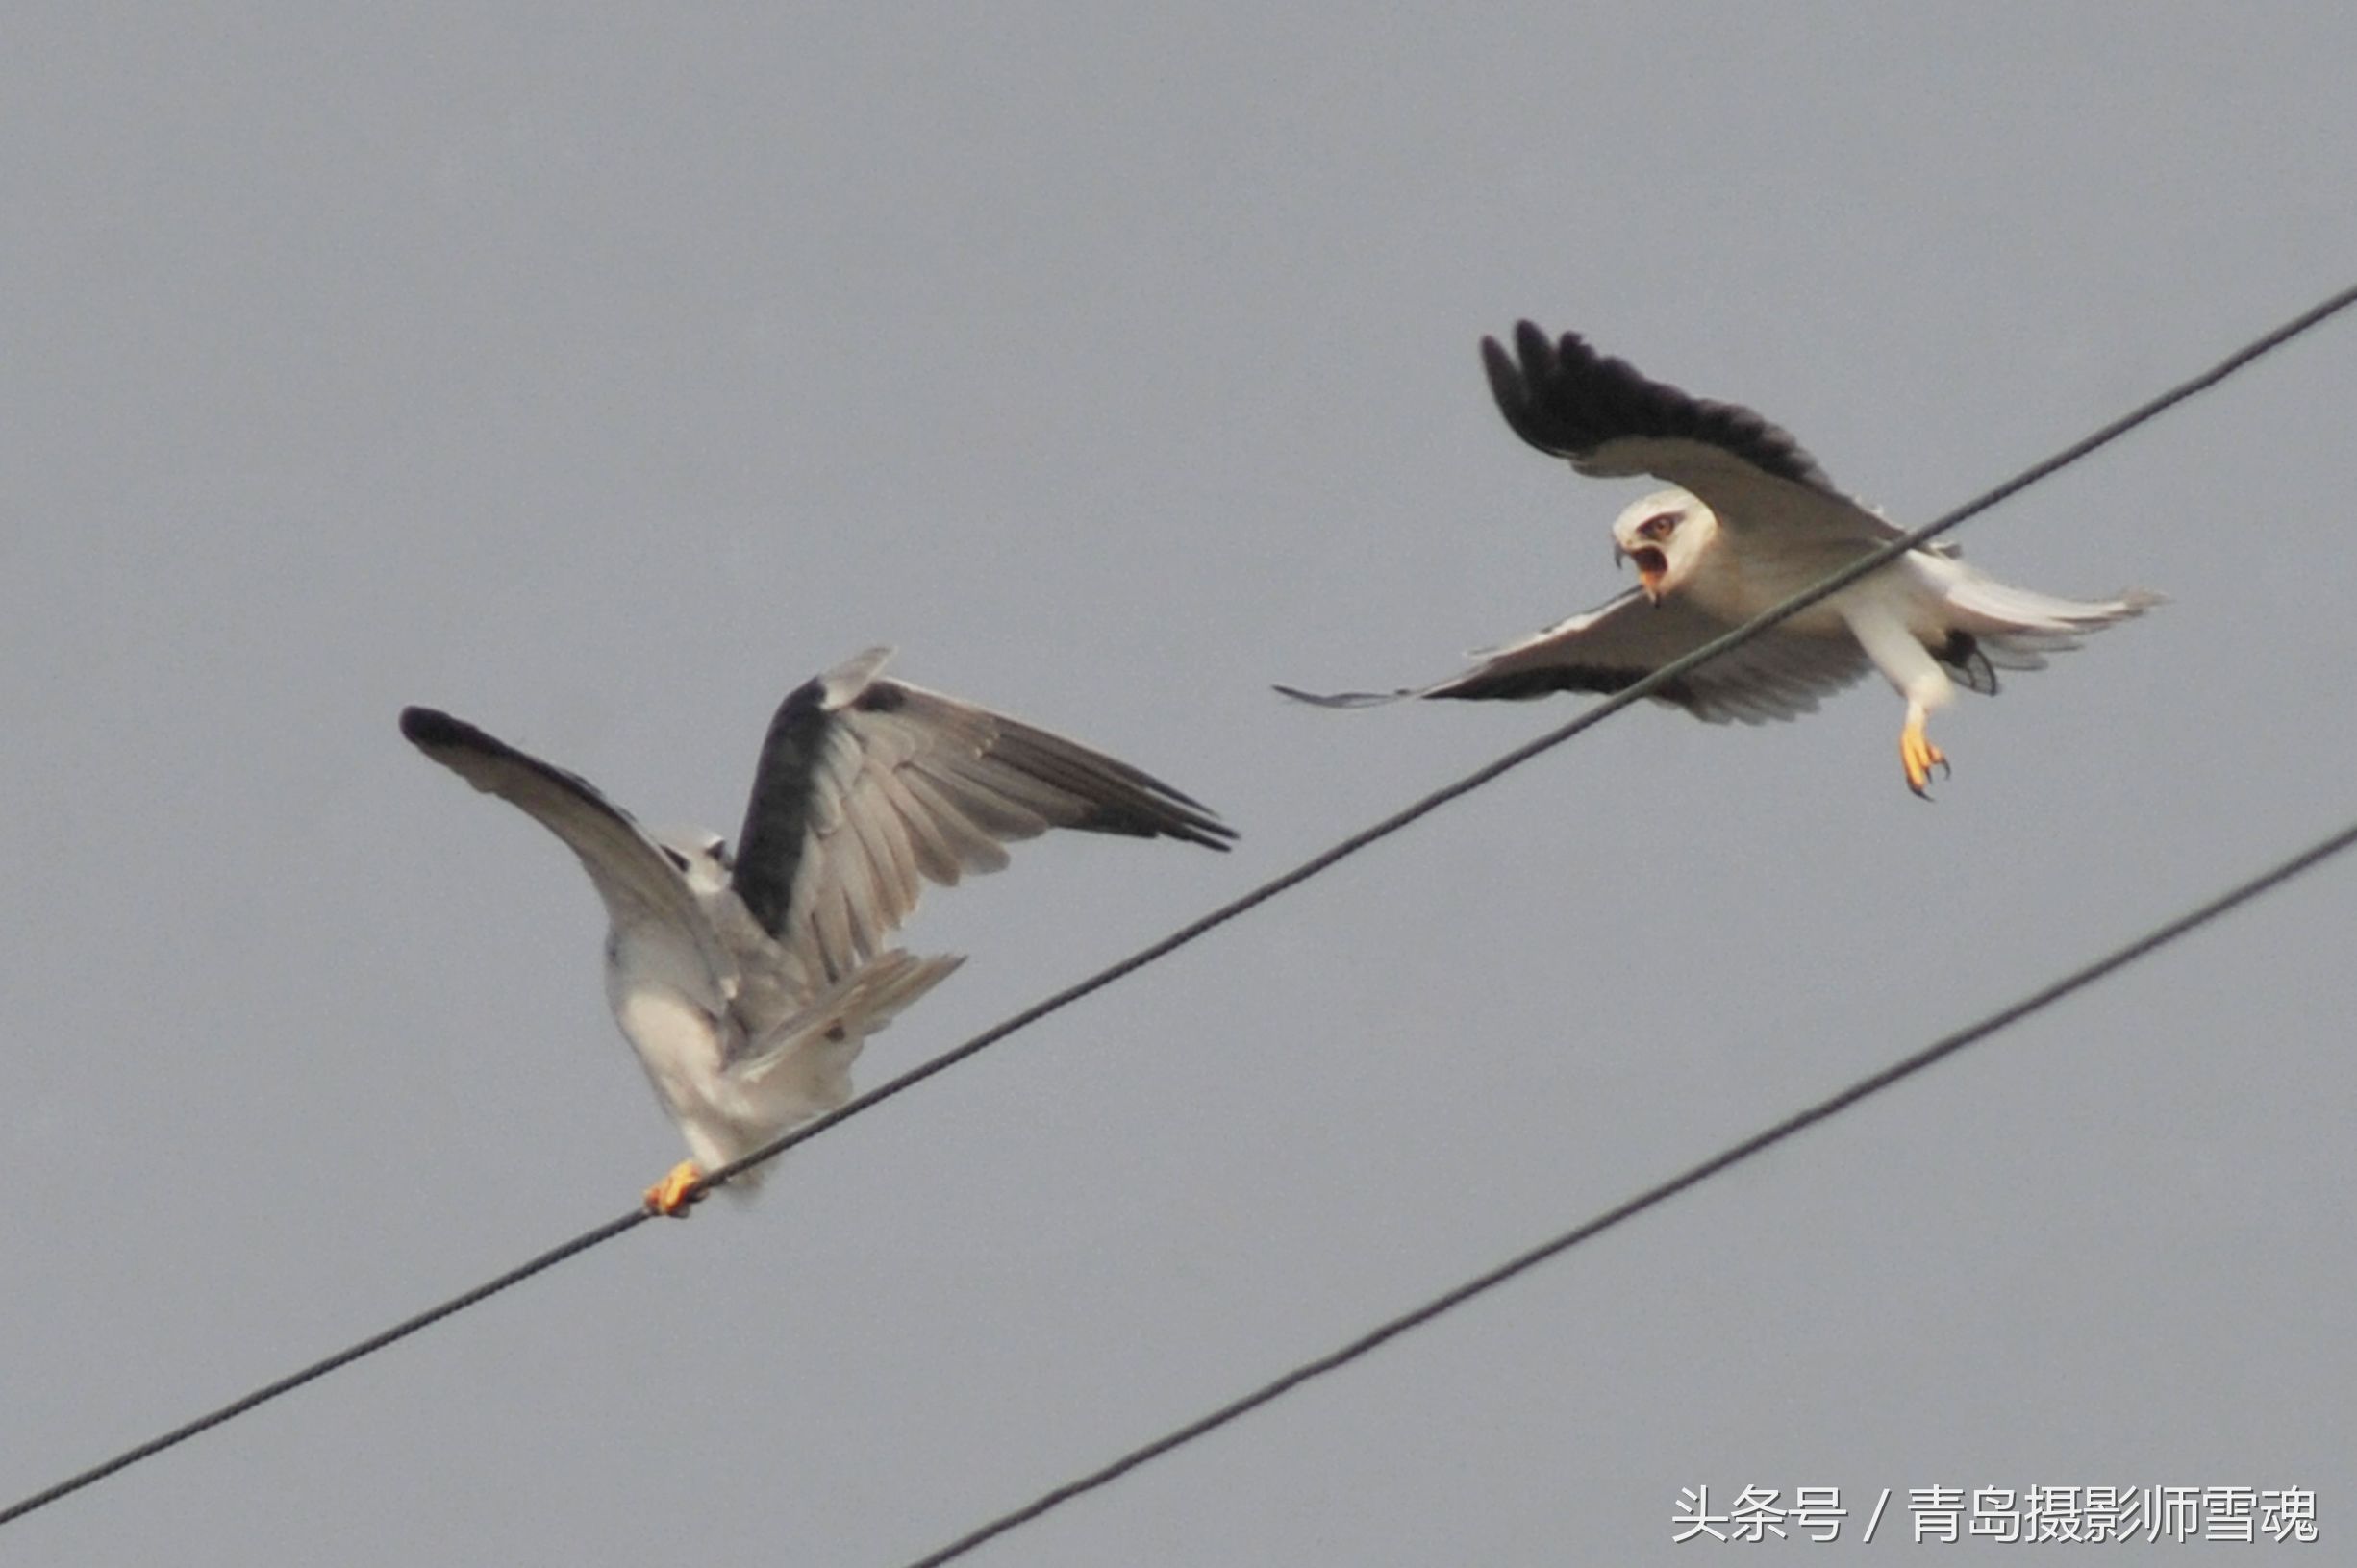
[403, 647, 1234, 1215]
[1281, 322, 2159, 795]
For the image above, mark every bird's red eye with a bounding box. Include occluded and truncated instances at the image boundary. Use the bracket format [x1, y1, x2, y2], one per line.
[1638, 513, 1677, 541]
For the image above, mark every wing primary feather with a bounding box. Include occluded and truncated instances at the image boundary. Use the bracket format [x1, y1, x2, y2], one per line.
[1279, 588, 1871, 727]
[872, 683, 1234, 850]
[974, 722, 1234, 847]
[1272, 684, 1417, 709]
[735, 658, 1235, 988]
[915, 754, 1061, 839]
[1480, 323, 1843, 497]
[398, 704, 739, 991]
[400, 708, 621, 821]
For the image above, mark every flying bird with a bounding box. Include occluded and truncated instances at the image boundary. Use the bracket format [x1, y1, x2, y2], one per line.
[1281, 322, 2158, 795]
[403, 647, 1234, 1215]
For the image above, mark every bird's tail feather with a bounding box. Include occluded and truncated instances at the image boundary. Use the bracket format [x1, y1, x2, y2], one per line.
[738, 948, 965, 1081]
[1944, 578, 2162, 663]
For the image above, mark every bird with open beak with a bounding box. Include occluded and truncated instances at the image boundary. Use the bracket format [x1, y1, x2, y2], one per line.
[1280, 323, 2157, 797]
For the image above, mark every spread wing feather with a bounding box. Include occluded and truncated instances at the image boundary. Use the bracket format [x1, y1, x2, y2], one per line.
[1482, 321, 1954, 558]
[732, 649, 1234, 983]
[398, 707, 735, 987]
[1279, 588, 1871, 726]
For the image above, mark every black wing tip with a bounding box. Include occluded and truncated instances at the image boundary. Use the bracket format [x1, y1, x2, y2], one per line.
[1478, 331, 1517, 387]
[1480, 319, 1602, 457]
[1080, 794, 1237, 852]
[1122, 776, 1240, 851]
[1094, 757, 1238, 848]
[1177, 815, 1240, 851]
[975, 713, 1238, 851]
[400, 705, 473, 748]
[1483, 318, 1564, 365]
[1478, 336, 1530, 445]
[1483, 317, 1838, 492]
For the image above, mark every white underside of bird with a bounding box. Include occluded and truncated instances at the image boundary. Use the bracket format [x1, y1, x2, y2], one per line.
[602, 833, 964, 1199]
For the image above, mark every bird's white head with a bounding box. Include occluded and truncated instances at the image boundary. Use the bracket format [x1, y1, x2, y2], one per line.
[653, 827, 734, 894]
[1610, 488, 1718, 605]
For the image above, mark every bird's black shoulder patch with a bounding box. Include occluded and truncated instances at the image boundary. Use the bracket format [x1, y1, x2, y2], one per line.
[729, 677, 837, 938]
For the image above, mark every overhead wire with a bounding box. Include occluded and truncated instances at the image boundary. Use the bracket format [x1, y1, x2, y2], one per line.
[4, 280, 2351, 1533]
[898, 815, 2357, 1566]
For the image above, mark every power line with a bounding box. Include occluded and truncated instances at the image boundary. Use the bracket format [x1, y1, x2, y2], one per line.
[900, 815, 2357, 1568]
[4, 281, 2350, 1532]
[0, 1213, 647, 1530]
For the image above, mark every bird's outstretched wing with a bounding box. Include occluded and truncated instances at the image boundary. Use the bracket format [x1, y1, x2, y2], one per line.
[1278, 588, 1870, 725]
[732, 648, 1236, 983]
[399, 707, 735, 987]
[1481, 321, 1932, 553]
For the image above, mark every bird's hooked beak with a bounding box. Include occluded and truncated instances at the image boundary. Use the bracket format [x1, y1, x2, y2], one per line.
[1615, 541, 1668, 602]
[1628, 546, 1668, 604]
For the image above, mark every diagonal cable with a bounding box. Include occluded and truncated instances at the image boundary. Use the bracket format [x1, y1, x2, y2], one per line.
[3, 281, 2349, 1532]
[901, 815, 2357, 1567]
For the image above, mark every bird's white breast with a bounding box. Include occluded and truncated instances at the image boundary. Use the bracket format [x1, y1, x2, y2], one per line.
[605, 922, 738, 1134]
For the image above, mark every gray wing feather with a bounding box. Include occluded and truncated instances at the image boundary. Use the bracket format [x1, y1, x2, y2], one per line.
[734, 650, 1234, 983]
[1281, 588, 1870, 726]
[398, 706, 734, 984]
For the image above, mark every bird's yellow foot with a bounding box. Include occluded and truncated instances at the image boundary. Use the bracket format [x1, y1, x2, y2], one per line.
[1900, 717, 1950, 799]
[643, 1160, 707, 1217]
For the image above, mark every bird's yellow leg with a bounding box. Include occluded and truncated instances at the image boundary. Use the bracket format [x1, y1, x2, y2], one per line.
[643, 1159, 707, 1217]
[1899, 710, 1950, 798]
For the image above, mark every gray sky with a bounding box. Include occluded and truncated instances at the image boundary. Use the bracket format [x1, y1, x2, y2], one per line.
[6, 6, 2352, 1562]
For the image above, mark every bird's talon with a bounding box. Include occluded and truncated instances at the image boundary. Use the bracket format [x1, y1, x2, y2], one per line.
[1899, 723, 1948, 798]
[643, 1160, 707, 1217]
